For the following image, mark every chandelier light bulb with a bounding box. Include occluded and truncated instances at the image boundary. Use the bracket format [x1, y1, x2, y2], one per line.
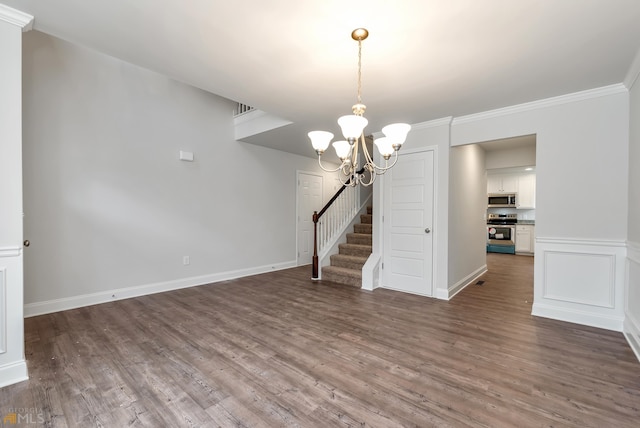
[382, 123, 411, 150]
[338, 115, 368, 141]
[374, 137, 394, 159]
[308, 130, 334, 154]
[332, 140, 352, 160]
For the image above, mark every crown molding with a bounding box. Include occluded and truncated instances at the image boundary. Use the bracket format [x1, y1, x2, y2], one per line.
[0, 4, 34, 31]
[411, 116, 453, 131]
[624, 47, 640, 90]
[452, 84, 628, 126]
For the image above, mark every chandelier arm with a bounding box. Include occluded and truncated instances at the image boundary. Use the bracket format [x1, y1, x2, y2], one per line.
[371, 151, 399, 173]
[360, 133, 374, 165]
[358, 167, 375, 187]
[317, 156, 346, 173]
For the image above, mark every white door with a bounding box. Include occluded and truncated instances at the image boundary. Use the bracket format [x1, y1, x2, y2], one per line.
[297, 172, 323, 266]
[383, 150, 434, 296]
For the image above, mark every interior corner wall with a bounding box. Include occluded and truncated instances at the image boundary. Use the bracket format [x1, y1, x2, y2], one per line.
[451, 88, 629, 331]
[21, 31, 336, 315]
[624, 67, 640, 360]
[447, 144, 487, 297]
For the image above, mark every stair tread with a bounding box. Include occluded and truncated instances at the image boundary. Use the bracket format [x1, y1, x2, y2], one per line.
[331, 254, 369, 262]
[339, 243, 372, 248]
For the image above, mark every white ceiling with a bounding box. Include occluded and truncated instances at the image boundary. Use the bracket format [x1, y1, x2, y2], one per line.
[4, 0, 640, 158]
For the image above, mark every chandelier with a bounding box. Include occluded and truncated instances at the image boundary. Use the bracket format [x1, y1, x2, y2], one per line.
[308, 28, 411, 187]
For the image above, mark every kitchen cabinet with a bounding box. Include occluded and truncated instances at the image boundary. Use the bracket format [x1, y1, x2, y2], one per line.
[515, 224, 535, 254]
[487, 174, 518, 193]
[517, 173, 536, 209]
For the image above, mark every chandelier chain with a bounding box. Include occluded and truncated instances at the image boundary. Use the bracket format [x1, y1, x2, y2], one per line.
[357, 40, 362, 106]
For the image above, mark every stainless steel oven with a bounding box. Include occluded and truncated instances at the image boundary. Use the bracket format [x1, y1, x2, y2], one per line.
[487, 213, 516, 254]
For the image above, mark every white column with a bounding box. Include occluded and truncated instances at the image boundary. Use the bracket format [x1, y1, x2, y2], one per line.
[0, 4, 33, 388]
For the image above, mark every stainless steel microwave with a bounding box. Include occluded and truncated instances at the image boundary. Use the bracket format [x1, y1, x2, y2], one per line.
[488, 193, 517, 208]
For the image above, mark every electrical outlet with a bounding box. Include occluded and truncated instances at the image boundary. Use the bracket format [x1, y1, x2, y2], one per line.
[183, 256, 190, 265]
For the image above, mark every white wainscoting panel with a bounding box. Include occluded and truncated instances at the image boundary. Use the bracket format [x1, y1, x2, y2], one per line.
[533, 238, 626, 331]
[624, 241, 640, 362]
[543, 252, 615, 308]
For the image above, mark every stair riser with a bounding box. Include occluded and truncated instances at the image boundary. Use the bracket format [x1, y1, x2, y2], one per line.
[330, 257, 366, 270]
[339, 244, 372, 257]
[322, 271, 362, 288]
[354, 224, 372, 234]
[346, 233, 372, 245]
[360, 214, 373, 224]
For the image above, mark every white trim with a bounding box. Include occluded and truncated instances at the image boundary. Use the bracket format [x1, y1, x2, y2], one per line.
[24, 260, 296, 317]
[536, 237, 627, 247]
[372, 116, 454, 139]
[624, 47, 640, 90]
[624, 240, 640, 363]
[627, 240, 640, 264]
[0, 247, 21, 258]
[532, 302, 624, 332]
[0, 4, 34, 31]
[0, 360, 28, 388]
[452, 84, 627, 125]
[441, 264, 488, 300]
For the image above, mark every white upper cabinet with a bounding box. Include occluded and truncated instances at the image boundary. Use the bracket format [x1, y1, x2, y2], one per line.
[487, 171, 536, 209]
[487, 174, 518, 193]
[517, 173, 536, 209]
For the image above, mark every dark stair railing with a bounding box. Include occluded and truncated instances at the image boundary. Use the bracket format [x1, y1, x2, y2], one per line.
[312, 168, 364, 279]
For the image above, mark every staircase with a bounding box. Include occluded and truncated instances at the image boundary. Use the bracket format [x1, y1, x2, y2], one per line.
[321, 206, 373, 287]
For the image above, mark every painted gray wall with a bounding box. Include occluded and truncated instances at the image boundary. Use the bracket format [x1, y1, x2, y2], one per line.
[485, 145, 536, 170]
[448, 144, 487, 288]
[626, 62, 640, 345]
[22, 31, 337, 306]
[451, 90, 629, 241]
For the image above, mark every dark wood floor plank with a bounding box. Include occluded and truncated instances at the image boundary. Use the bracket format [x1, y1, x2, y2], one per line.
[1, 253, 639, 427]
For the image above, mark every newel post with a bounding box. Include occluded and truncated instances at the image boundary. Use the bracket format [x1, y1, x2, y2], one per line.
[312, 211, 319, 280]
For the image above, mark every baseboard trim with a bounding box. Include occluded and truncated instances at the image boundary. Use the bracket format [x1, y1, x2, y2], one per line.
[440, 264, 488, 300]
[0, 359, 28, 388]
[624, 315, 640, 363]
[24, 260, 297, 317]
[532, 302, 624, 332]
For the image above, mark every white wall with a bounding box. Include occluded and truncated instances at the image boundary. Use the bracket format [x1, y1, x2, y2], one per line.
[448, 144, 487, 296]
[21, 31, 337, 315]
[452, 86, 629, 330]
[624, 50, 640, 360]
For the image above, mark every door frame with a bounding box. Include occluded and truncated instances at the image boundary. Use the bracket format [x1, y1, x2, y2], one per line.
[376, 145, 439, 295]
[295, 170, 324, 266]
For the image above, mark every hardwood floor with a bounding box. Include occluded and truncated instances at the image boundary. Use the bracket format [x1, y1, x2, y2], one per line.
[2, 253, 639, 427]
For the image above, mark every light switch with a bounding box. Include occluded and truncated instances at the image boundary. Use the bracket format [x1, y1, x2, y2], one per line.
[179, 151, 194, 162]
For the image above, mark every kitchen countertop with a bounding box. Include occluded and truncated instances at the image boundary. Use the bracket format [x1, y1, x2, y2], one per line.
[518, 220, 535, 225]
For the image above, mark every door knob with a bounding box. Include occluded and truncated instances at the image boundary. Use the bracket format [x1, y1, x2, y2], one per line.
[425, 228, 431, 234]
[23, 240, 30, 247]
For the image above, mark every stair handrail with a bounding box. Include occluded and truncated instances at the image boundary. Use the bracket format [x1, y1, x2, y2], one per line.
[312, 168, 364, 279]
